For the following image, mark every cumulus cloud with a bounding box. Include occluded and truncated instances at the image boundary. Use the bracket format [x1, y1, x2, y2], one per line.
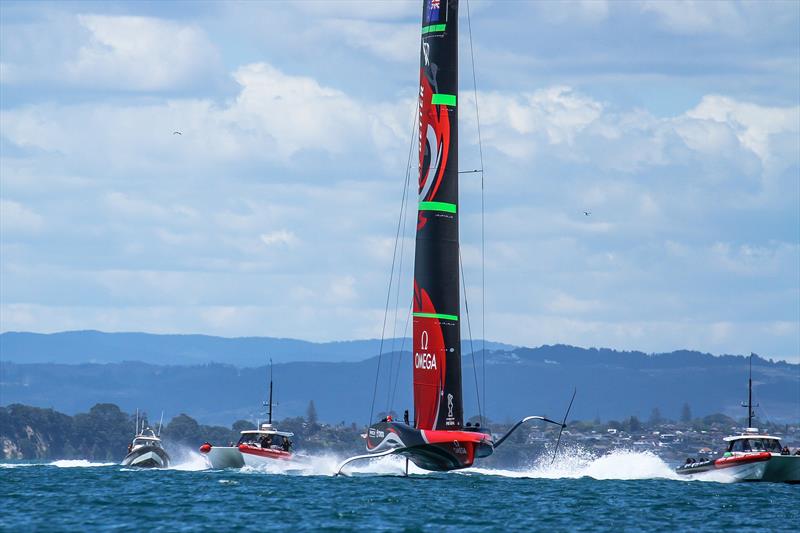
[0, 61, 411, 175]
[685, 95, 800, 170]
[260, 230, 296, 246]
[2, 13, 220, 90]
[66, 15, 220, 90]
[639, 0, 745, 34]
[0, 199, 44, 234]
[322, 19, 418, 63]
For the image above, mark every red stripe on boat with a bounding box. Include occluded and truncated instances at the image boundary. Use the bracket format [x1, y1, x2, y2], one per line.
[714, 452, 771, 469]
[238, 444, 292, 461]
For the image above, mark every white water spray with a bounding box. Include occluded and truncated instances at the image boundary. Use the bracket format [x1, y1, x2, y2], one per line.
[50, 460, 116, 468]
[166, 445, 212, 471]
[464, 445, 681, 481]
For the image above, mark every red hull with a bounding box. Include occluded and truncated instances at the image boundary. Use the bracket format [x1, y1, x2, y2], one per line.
[238, 444, 292, 461]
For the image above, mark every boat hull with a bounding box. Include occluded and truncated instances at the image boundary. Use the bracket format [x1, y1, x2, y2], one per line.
[200, 445, 245, 469]
[676, 452, 770, 482]
[762, 455, 800, 483]
[238, 444, 292, 468]
[366, 421, 493, 471]
[121, 446, 170, 469]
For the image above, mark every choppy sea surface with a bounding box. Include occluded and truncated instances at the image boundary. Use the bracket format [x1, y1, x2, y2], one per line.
[2, 449, 798, 531]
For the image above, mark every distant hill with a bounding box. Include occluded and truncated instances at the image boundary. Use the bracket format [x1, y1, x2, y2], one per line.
[0, 330, 515, 366]
[1, 344, 797, 426]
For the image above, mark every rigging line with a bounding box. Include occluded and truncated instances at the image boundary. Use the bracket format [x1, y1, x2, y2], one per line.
[389, 301, 413, 414]
[459, 249, 483, 425]
[368, 103, 418, 428]
[385, 112, 418, 414]
[466, 0, 488, 423]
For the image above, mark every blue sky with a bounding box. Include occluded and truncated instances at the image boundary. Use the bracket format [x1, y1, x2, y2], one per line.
[1, 1, 798, 362]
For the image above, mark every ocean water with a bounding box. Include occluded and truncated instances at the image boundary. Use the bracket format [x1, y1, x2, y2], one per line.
[2, 449, 798, 531]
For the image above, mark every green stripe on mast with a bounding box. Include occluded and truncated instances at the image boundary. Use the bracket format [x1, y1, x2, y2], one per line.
[422, 24, 446, 34]
[431, 93, 457, 106]
[413, 312, 459, 321]
[419, 201, 457, 213]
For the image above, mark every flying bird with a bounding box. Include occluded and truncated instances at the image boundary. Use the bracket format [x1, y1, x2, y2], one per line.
[583, 210, 591, 216]
[173, 131, 182, 135]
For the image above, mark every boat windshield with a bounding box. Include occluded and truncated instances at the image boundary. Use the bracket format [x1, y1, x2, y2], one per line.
[133, 438, 161, 448]
[238, 434, 262, 446]
[729, 438, 782, 453]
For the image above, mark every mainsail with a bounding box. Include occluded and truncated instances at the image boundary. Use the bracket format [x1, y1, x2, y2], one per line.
[413, 0, 462, 431]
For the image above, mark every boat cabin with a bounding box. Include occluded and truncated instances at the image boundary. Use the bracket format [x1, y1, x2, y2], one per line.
[128, 428, 164, 451]
[237, 423, 294, 452]
[724, 429, 783, 455]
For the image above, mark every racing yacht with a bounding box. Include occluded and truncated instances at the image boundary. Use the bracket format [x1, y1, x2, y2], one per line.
[337, 0, 570, 475]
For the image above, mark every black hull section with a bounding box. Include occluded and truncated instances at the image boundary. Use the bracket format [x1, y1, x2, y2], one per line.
[366, 421, 493, 472]
[676, 460, 715, 475]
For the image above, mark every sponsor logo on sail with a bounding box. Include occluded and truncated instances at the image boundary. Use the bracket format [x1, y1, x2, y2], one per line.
[415, 330, 437, 370]
[415, 352, 437, 370]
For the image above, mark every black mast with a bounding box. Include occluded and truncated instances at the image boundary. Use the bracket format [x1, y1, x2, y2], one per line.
[741, 353, 758, 428]
[268, 358, 273, 425]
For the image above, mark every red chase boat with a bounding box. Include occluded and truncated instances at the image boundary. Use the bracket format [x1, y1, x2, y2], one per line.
[338, 0, 570, 475]
[200, 360, 295, 469]
[237, 423, 294, 468]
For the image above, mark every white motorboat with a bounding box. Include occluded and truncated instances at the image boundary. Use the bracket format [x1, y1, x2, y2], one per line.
[675, 450, 771, 482]
[236, 423, 294, 468]
[675, 355, 799, 483]
[722, 430, 800, 483]
[200, 361, 295, 469]
[121, 426, 170, 469]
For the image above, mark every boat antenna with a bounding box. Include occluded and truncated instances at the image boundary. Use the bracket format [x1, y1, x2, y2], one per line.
[268, 358, 274, 425]
[157, 411, 164, 437]
[741, 353, 758, 428]
[135, 408, 139, 436]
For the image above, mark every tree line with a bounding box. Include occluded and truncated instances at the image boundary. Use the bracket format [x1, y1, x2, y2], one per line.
[0, 402, 363, 461]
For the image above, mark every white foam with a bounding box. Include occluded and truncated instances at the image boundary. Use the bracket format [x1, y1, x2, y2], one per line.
[0, 462, 41, 468]
[463, 445, 680, 481]
[233, 451, 429, 477]
[49, 459, 115, 468]
[167, 448, 210, 471]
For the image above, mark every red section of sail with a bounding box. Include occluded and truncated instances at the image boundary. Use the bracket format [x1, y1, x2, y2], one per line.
[413, 280, 446, 430]
[417, 72, 451, 232]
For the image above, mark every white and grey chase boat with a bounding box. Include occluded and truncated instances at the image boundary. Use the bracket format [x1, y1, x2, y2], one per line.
[675, 355, 799, 483]
[721, 429, 799, 483]
[121, 424, 170, 469]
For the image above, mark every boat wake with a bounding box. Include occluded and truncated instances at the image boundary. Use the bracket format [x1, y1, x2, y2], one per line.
[1, 460, 112, 468]
[463, 446, 681, 481]
[235, 452, 431, 477]
[50, 460, 116, 468]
